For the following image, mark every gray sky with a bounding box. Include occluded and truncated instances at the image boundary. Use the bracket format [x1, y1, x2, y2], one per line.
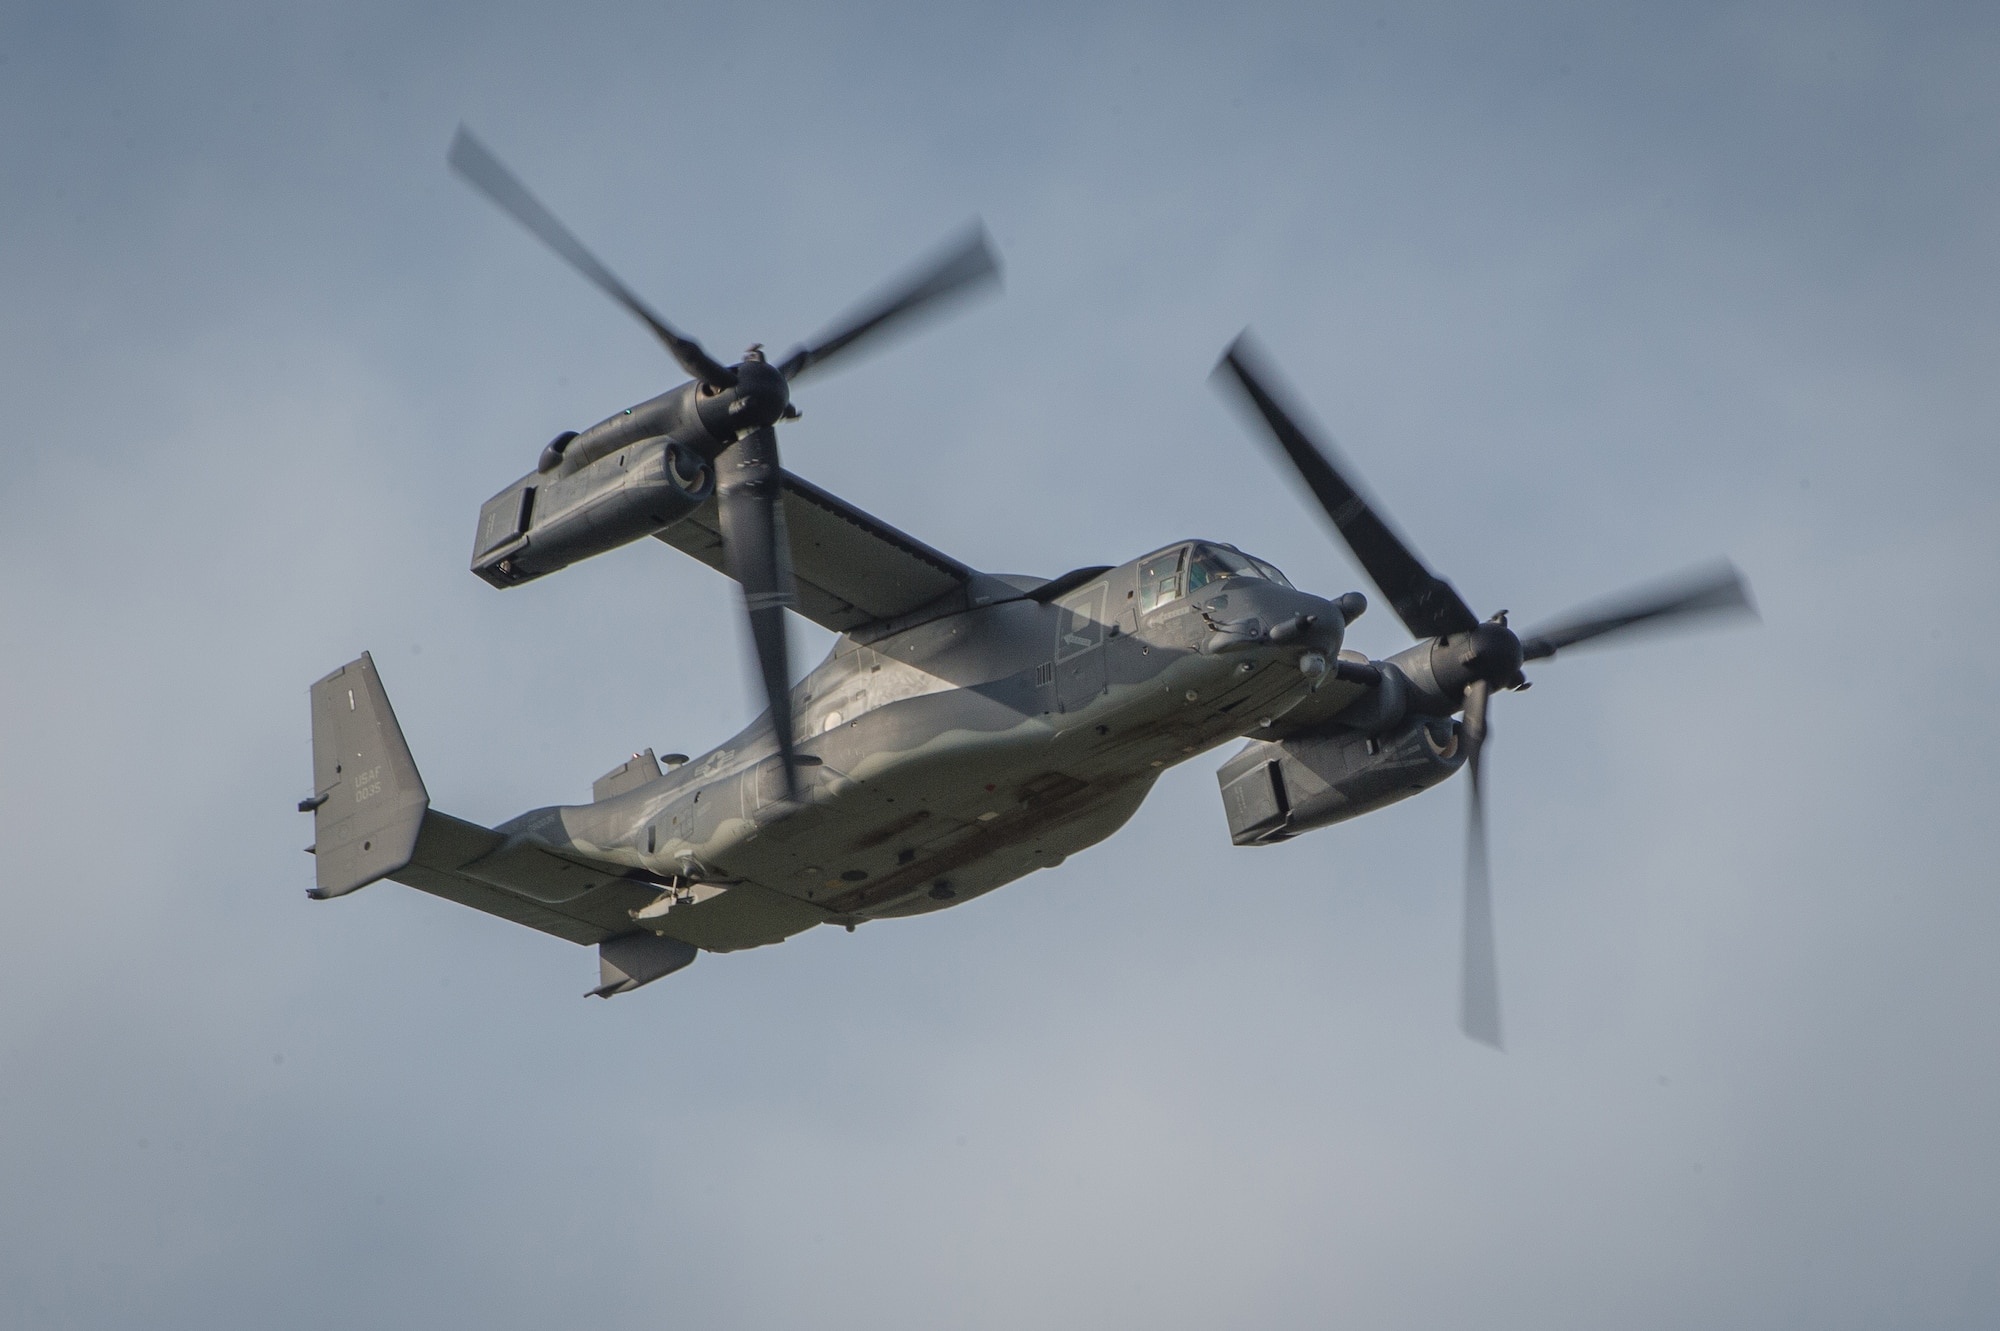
[3, 3, 1998, 1327]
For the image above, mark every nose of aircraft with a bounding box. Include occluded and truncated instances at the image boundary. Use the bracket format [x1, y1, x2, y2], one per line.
[1195, 579, 1350, 662]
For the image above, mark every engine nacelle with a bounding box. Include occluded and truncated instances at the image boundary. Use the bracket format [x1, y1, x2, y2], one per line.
[472, 438, 714, 587]
[1215, 713, 1465, 846]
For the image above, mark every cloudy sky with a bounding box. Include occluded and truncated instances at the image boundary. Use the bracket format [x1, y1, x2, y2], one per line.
[3, 3, 1998, 1327]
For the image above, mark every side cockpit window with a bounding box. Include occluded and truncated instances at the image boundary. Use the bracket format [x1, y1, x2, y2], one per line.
[1137, 548, 1186, 613]
[1250, 557, 1292, 588]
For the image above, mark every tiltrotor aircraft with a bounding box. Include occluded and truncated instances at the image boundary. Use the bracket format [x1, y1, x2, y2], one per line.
[301, 129, 1753, 1045]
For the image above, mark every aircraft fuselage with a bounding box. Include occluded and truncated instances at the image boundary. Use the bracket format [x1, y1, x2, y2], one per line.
[509, 545, 1358, 951]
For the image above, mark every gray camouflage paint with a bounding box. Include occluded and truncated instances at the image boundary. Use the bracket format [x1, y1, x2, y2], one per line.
[309, 515, 1469, 983]
[569, 554, 1356, 944]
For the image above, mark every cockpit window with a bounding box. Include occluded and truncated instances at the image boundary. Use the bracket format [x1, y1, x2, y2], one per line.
[1140, 544, 1292, 611]
[1250, 557, 1292, 588]
[1137, 548, 1185, 613]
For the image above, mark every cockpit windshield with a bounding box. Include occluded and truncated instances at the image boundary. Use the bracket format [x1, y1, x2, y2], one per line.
[1185, 543, 1292, 594]
[1137, 543, 1293, 613]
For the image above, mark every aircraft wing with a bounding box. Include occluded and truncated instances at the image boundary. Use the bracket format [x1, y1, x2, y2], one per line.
[653, 469, 979, 632]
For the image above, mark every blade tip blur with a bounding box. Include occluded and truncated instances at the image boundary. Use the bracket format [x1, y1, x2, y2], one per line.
[1462, 1023, 1505, 1051]
[1722, 561, 1759, 620]
[965, 219, 1004, 283]
[1209, 332, 1261, 398]
[1460, 1001, 1504, 1049]
[446, 123, 482, 173]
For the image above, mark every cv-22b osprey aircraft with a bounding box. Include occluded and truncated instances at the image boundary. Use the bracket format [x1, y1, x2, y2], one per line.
[301, 129, 1753, 1045]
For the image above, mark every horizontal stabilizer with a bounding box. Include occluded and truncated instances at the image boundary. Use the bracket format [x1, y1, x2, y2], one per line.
[306, 654, 429, 899]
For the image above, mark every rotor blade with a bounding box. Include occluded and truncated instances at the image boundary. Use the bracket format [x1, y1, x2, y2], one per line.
[448, 126, 737, 388]
[716, 427, 798, 800]
[1213, 334, 1480, 640]
[778, 222, 1001, 382]
[1459, 679, 1503, 1048]
[1518, 561, 1755, 661]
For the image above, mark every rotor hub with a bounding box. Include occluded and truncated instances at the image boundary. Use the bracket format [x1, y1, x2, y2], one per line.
[718, 357, 793, 435]
[1460, 619, 1525, 688]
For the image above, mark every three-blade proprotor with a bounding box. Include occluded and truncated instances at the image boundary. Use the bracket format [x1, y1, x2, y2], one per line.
[451, 129, 1008, 807]
[1213, 334, 1479, 640]
[447, 126, 738, 388]
[1519, 562, 1755, 661]
[777, 224, 1001, 382]
[1212, 332, 1756, 1046]
[1459, 679, 1502, 1048]
[717, 427, 799, 800]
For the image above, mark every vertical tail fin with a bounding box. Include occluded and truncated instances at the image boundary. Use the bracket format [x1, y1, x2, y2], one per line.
[305, 653, 430, 899]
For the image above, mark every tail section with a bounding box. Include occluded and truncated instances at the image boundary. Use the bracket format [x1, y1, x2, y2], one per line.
[304, 653, 429, 899]
[302, 652, 716, 997]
